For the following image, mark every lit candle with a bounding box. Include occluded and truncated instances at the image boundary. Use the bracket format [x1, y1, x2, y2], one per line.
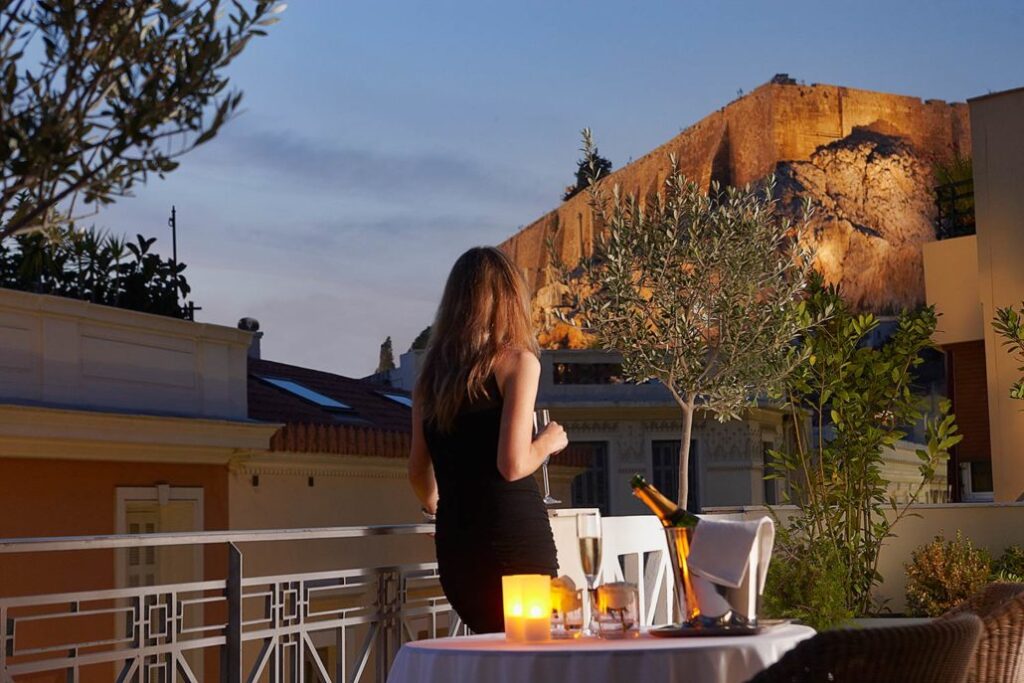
[502, 574, 551, 642]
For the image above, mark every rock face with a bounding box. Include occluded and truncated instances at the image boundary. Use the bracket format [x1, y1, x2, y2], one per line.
[501, 79, 970, 342]
[777, 128, 937, 312]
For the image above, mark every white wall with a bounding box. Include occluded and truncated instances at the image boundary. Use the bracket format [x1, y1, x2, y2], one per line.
[0, 289, 251, 419]
[706, 502, 1024, 612]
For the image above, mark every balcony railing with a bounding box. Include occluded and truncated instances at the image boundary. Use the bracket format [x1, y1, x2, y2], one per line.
[0, 524, 459, 683]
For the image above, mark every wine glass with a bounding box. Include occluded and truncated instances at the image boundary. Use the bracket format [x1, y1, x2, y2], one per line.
[577, 511, 602, 636]
[532, 409, 562, 505]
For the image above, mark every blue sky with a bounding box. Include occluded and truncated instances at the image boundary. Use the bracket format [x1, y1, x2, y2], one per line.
[100, 0, 1024, 376]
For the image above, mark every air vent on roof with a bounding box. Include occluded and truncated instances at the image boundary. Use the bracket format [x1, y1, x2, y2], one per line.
[380, 392, 413, 408]
[259, 377, 352, 411]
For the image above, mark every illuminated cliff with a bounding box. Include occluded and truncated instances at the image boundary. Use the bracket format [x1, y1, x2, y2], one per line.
[499, 78, 970, 341]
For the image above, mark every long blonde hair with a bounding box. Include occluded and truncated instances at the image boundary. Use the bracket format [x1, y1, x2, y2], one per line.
[417, 246, 539, 432]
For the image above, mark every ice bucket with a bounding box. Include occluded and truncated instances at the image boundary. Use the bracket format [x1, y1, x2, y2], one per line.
[664, 525, 769, 626]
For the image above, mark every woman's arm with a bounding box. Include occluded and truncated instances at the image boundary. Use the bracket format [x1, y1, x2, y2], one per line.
[407, 393, 439, 514]
[494, 349, 568, 482]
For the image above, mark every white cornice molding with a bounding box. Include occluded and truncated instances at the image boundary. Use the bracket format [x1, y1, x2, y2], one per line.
[0, 404, 279, 462]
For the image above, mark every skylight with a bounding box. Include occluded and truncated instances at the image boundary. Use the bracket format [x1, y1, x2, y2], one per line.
[259, 377, 352, 410]
[381, 393, 413, 408]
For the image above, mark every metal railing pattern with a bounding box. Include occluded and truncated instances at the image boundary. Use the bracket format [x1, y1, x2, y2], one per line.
[0, 525, 464, 683]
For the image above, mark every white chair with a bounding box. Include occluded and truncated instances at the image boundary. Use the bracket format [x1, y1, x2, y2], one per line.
[599, 515, 675, 627]
[550, 511, 675, 627]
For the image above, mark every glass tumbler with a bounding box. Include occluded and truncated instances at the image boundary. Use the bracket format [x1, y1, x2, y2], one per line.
[594, 582, 640, 639]
[551, 587, 585, 639]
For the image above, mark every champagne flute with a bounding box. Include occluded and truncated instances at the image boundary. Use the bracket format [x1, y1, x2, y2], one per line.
[532, 409, 562, 505]
[577, 511, 602, 636]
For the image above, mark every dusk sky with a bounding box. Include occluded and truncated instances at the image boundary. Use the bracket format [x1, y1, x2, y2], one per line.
[100, 0, 1024, 377]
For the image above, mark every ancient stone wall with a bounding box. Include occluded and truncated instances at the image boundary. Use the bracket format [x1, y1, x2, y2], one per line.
[500, 80, 970, 323]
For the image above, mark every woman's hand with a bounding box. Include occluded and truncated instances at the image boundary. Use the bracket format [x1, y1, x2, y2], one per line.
[535, 420, 568, 458]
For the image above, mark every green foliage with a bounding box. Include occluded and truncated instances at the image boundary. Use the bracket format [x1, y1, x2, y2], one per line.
[0, 1, 282, 239]
[410, 326, 432, 352]
[763, 530, 853, 630]
[905, 531, 991, 617]
[993, 545, 1024, 583]
[553, 129, 814, 506]
[768, 277, 962, 620]
[0, 228, 193, 318]
[933, 155, 974, 239]
[993, 303, 1024, 401]
[377, 336, 396, 374]
[562, 131, 612, 201]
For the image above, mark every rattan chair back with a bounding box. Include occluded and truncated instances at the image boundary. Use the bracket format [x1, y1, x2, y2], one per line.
[942, 582, 1024, 683]
[746, 613, 982, 683]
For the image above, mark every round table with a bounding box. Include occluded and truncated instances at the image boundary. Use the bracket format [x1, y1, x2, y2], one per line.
[387, 623, 815, 683]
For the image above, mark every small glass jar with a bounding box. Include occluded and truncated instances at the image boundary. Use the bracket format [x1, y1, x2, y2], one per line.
[594, 582, 640, 639]
[551, 587, 585, 639]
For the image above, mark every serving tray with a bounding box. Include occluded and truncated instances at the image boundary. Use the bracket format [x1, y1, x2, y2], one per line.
[648, 622, 765, 638]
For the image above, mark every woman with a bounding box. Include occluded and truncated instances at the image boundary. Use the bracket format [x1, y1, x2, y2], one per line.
[407, 246, 568, 633]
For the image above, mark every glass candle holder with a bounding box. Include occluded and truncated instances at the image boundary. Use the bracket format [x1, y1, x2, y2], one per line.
[501, 574, 551, 642]
[551, 586, 584, 639]
[594, 582, 639, 639]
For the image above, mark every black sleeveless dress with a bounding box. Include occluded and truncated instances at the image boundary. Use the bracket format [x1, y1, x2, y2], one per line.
[424, 378, 559, 633]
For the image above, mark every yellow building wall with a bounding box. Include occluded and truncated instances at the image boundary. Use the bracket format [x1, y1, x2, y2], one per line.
[971, 88, 1024, 502]
[923, 235, 984, 345]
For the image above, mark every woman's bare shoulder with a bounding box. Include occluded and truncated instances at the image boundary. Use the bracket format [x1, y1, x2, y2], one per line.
[493, 347, 540, 385]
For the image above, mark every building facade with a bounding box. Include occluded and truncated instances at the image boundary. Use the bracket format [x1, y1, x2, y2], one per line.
[923, 86, 1024, 503]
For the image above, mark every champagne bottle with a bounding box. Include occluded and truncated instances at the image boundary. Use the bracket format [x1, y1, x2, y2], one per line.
[629, 474, 699, 529]
[630, 473, 702, 621]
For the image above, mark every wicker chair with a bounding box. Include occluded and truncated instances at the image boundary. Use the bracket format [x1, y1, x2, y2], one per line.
[746, 614, 982, 683]
[941, 582, 1024, 683]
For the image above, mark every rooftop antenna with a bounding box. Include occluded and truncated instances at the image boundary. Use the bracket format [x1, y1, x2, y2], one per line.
[168, 205, 178, 280]
[167, 205, 201, 320]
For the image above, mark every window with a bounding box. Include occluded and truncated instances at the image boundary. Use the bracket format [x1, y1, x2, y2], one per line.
[552, 363, 624, 385]
[116, 486, 205, 677]
[380, 392, 413, 408]
[569, 442, 609, 514]
[125, 511, 158, 587]
[651, 440, 700, 513]
[116, 486, 204, 588]
[259, 376, 352, 410]
[961, 461, 994, 502]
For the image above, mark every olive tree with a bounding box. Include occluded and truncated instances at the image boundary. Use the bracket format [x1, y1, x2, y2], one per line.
[0, 0, 284, 239]
[553, 131, 814, 508]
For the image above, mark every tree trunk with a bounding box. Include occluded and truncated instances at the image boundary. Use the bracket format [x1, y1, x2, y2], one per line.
[677, 398, 696, 509]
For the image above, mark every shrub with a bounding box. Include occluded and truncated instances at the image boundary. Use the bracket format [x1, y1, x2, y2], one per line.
[769, 277, 961, 617]
[763, 533, 853, 630]
[0, 229, 194, 320]
[905, 531, 991, 617]
[993, 545, 1024, 583]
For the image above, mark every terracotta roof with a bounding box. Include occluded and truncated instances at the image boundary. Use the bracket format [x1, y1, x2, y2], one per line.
[248, 358, 411, 433]
[270, 423, 410, 459]
[248, 358, 584, 468]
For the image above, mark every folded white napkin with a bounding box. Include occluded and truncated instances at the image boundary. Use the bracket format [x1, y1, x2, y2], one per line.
[684, 516, 776, 620]
[687, 516, 775, 590]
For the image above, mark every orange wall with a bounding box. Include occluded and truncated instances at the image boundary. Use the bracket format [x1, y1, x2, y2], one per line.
[0, 458, 228, 596]
[0, 458, 229, 681]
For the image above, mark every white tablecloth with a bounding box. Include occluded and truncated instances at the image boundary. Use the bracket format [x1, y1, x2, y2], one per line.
[387, 623, 815, 683]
